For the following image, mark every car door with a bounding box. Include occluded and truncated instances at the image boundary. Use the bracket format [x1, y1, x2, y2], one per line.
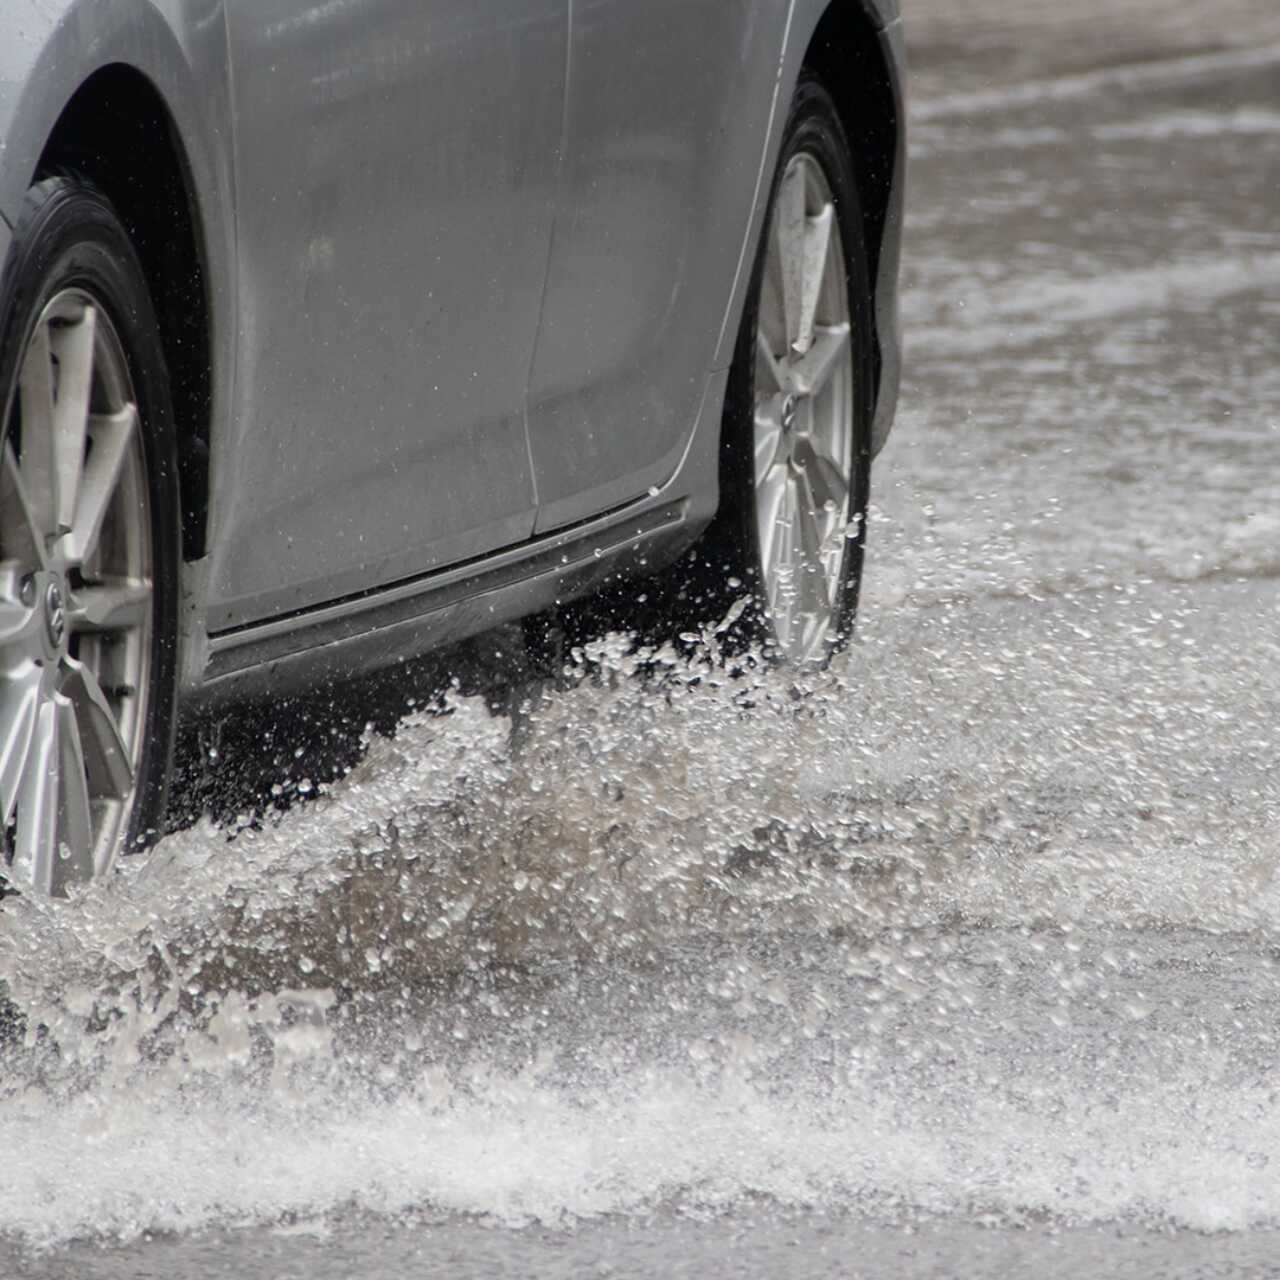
[524, 0, 789, 534]
[209, 0, 569, 631]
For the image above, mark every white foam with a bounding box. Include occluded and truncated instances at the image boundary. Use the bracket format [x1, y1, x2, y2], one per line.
[6, 1031, 1280, 1250]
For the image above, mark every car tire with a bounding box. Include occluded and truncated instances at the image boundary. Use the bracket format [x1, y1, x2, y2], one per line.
[0, 177, 179, 895]
[697, 73, 873, 665]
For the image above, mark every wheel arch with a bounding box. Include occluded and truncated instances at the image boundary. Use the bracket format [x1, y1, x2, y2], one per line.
[706, 0, 905, 461]
[36, 65, 212, 562]
[0, 1, 236, 563]
[801, 1, 906, 457]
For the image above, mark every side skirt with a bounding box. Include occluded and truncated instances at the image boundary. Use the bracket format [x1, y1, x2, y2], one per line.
[189, 494, 699, 708]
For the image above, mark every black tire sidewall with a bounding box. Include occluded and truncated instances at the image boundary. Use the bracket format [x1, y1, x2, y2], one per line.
[712, 74, 874, 656]
[0, 178, 180, 856]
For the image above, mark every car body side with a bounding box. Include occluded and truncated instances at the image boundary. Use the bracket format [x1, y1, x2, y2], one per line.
[0, 0, 903, 706]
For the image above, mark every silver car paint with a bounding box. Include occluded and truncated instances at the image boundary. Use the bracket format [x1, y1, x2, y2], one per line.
[525, 0, 793, 534]
[528, 0, 902, 536]
[210, 0, 569, 630]
[0, 0, 903, 700]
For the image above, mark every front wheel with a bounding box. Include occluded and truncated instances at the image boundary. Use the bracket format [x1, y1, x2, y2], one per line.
[703, 74, 873, 665]
[0, 178, 179, 896]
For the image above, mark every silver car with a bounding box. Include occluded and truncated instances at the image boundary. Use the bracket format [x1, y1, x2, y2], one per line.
[0, 0, 905, 895]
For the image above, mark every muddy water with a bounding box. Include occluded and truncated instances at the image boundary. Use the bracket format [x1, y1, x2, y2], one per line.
[3, 16, 1280, 1280]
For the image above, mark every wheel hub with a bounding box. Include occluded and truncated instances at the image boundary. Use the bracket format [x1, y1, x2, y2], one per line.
[43, 579, 67, 651]
[781, 393, 800, 436]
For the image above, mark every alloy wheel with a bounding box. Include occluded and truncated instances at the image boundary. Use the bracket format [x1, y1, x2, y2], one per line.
[1, 289, 153, 894]
[752, 151, 855, 664]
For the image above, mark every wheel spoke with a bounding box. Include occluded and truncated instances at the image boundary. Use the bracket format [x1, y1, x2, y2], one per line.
[17, 323, 58, 539]
[13, 697, 59, 896]
[755, 329, 785, 393]
[769, 478, 799, 643]
[793, 436, 850, 517]
[60, 406, 136, 566]
[1, 442, 48, 570]
[796, 449, 845, 612]
[54, 695, 94, 891]
[0, 671, 41, 827]
[756, 462, 790, 583]
[790, 485, 833, 656]
[794, 203, 834, 357]
[68, 575, 152, 633]
[61, 657, 133, 800]
[775, 162, 808, 355]
[793, 465, 826, 564]
[753, 402, 783, 487]
[790, 324, 850, 398]
[50, 306, 97, 535]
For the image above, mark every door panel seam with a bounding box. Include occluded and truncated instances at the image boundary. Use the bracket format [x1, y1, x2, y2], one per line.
[521, 0, 576, 511]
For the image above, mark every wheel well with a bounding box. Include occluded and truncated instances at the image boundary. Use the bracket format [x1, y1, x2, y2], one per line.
[36, 65, 211, 561]
[803, 4, 901, 397]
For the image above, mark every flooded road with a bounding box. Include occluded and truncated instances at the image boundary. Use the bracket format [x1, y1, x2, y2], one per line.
[3, 7, 1280, 1277]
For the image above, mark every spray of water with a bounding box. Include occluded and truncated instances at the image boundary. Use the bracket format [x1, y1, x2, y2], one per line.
[1, 573, 1277, 1250]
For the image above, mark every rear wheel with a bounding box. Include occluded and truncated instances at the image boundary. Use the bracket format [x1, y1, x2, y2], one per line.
[0, 178, 178, 896]
[703, 75, 872, 664]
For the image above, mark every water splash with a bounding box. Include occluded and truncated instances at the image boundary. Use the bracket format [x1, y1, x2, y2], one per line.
[1, 577, 1277, 1249]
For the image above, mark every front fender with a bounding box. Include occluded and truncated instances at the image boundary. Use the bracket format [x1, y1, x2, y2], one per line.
[0, 1, 234, 357]
[0, 0, 237, 562]
[710, 0, 905, 455]
[1, 2, 231, 229]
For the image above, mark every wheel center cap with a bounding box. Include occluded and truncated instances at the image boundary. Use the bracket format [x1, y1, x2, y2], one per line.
[45, 580, 67, 649]
[781, 394, 799, 435]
